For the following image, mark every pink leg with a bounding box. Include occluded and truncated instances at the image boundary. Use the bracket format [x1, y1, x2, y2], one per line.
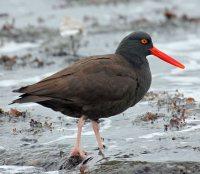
[92, 121, 105, 155]
[70, 116, 87, 158]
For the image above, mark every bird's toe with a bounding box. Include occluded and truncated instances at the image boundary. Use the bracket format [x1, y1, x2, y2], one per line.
[70, 147, 87, 159]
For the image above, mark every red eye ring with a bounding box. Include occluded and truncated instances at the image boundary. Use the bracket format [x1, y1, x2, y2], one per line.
[141, 39, 148, 45]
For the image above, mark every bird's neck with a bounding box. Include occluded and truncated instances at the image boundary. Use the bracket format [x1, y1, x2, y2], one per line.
[115, 51, 149, 69]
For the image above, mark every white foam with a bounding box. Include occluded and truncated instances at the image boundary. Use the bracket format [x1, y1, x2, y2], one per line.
[60, 29, 80, 37]
[125, 138, 134, 142]
[15, 103, 38, 108]
[0, 42, 39, 54]
[0, 79, 19, 87]
[164, 76, 200, 85]
[0, 165, 37, 174]
[59, 127, 77, 131]
[139, 123, 200, 139]
[178, 124, 200, 133]
[139, 132, 166, 139]
[185, 119, 200, 123]
[45, 171, 59, 174]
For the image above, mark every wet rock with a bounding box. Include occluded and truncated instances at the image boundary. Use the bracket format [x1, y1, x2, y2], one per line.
[90, 161, 200, 174]
[164, 124, 168, 131]
[20, 138, 38, 144]
[0, 26, 57, 42]
[59, 156, 83, 170]
[29, 119, 43, 128]
[0, 55, 17, 70]
[0, 13, 9, 18]
[52, 51, 68, 57]
[0, 108, 4, 114]
[0, 146, 6, 154]
[172, 137, 176, 140]
[28, 119, 54, 134]
[181, 14, 200, 23]
[28, 159, 43, 167]
[31, 58, 44, 68]
[141, 150, 151, 154]
[193, 147, 200, 152]
[37, 17, 45, 24]
[1, 19, 15, 32]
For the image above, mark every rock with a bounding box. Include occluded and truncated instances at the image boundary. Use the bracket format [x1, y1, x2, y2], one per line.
[20, 138, 38, 143]
[0, 146, 6, 154]
[59, 156, 83, 170]
[90, 161, 200, 174]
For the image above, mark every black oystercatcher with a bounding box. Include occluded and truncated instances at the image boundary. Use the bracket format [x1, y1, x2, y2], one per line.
[12, 31, 184, 158]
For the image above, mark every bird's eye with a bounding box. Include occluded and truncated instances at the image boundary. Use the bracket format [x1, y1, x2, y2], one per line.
[140, 39, 148, 45]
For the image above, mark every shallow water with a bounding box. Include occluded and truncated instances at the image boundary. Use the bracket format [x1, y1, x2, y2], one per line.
[1, 0, 200, 173]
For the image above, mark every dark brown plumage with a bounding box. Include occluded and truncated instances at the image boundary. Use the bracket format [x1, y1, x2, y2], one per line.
[12, 53, 151, 120]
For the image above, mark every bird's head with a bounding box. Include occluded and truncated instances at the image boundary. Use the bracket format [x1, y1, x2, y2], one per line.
[116, 31, 185, 69]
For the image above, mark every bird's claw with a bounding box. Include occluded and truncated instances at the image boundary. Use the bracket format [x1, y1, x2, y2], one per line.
[98, 147, 106, 158]
[97, 144, 106, 150]
[70, 147, 87, 159]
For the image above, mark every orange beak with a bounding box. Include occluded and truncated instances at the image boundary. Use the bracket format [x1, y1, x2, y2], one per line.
[150, 46, 185, 69]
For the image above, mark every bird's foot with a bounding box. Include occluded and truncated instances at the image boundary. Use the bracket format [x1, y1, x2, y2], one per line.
[70, 147, 87, 159]
[101, 137, 106, 148]
[97, 144, 106, 150]
[98, 144, 106, 158]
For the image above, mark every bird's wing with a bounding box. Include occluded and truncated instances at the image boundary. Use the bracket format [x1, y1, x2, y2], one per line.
[14, 54, 137, 104]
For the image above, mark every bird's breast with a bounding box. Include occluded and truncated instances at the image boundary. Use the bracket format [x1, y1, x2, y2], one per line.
[131, 66, 152, 106]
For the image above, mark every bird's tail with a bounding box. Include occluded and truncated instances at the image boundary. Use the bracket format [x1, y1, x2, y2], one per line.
[12, 86, 28, 93]
[10, 94, 52, 105]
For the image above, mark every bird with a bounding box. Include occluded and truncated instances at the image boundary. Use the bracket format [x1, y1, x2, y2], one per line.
[11, 31, 185, 159]
[59, 16, 84, 56]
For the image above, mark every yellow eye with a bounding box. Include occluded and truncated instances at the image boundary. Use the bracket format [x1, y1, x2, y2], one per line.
[141, 39, 148, 45]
